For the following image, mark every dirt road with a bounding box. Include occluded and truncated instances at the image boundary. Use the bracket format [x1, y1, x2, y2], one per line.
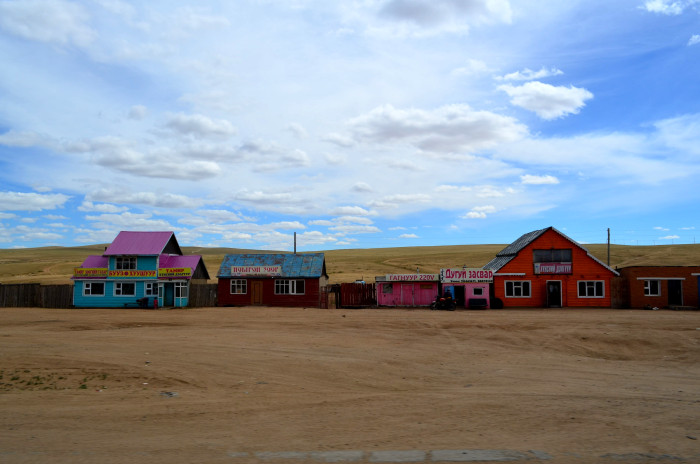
[1, 307, 699, 463]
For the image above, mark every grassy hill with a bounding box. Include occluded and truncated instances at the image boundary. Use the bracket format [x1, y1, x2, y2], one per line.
[0, 242, 699, 285]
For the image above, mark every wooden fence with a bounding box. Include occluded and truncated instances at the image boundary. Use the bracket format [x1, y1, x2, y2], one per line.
[188, 283, 218, 307]
[0, 283, 73, 308]
[338, 282, 377, 308]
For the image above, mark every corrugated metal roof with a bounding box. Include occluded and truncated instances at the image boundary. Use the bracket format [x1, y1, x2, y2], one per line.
[217, 253, 326, 278]
[104, 231, 176, 255]
[80, 255, 109, 268]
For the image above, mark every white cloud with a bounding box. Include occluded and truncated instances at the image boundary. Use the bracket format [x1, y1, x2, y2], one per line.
[0, 0, 96, 47]
[331, 206, 374, 216]
[496, 67, 564, 81]
[654, 226, 670, 231]
[660, 234, 680, 239]
[498, 81, 593, 119]
[450, 59, 491, 77]
[352, 182, 373, 193]
[128, 105, 148, 120]
[0, 191, 70, 211]
[86, 190, 201, 208]
[643, 0, 697, 15]
[347, 104, 527, 154]
[287, 123, 308, 139]
[165, 113, 237, 138]
[399, 233, 418, 238]
[520, 174, 560, 185]
[78, 201, 128, 213]
[689, 34, 700, 45]
[461, 204, 497, 219]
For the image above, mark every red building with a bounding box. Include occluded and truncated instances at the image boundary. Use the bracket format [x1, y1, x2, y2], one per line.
[616, 266, 700, 309]
[484, 227, 619, 308]
[217, 253, 328, 307]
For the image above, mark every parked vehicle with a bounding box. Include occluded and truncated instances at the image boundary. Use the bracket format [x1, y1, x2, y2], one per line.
[430, 292, 456, 311]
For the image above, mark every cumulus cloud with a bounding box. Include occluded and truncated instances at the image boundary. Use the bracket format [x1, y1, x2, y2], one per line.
[352, 182, 373, 193]
[0, 0, 96, 47]
[496, 67, 564, 81]
[0, 191, 70, 211]
[520, 174, 560, 185]
[368, 193, 431, 209]
[450, 59, 491, 77]
[689, 34, 700, 45]
[461, 205, 497, 219]
[347, 104, 527, 154]
[86, 190, 201, 208]
[399, 233, 419, 238]
[165, 113, 237, 138]
[498, 81, 593, 119]
[78, 201, 128, 213]
[237, 140, 311, 171]
[643, 0, 698, 15]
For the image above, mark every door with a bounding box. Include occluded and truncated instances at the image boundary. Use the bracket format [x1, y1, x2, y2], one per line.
[452, 285, 466, 308]
[547, 281, 562, 308]
[401, 284, 414, 306]
[667, 280, 683, 306]
[162, 282, 174, 307]
[251, 280, 263, 305]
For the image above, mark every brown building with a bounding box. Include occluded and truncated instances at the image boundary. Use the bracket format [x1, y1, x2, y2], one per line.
[615, 266, 700, 309]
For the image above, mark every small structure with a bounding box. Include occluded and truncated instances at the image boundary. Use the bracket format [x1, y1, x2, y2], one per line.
[616, 266, 700, 309]
[484, 227, 619, 308]
[440, 268, 492, 309]
[217, 253, 328, 307]
[376, 273, 439, 307]
[72, 231, 209, 308]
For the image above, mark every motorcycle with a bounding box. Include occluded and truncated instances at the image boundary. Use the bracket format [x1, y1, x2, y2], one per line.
[430, 293, 456, 311]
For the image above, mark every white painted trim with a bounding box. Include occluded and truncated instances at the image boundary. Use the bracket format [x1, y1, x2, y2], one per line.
[636, 277, 686, 281]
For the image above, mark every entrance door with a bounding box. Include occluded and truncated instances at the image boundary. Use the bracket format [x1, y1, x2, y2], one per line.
[667, 280, 683, 306]
[251, 281, 263, 305]
[401, 284, 414, 306]
[452, 285, 466, 308]
[547, 281, 562, 308]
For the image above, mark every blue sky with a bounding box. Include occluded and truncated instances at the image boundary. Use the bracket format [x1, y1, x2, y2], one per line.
[1, 0, 699, 251]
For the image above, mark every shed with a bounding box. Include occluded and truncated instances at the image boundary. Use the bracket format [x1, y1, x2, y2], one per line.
[616, 266, 700, 309]
[484, 227, 619, 308]
[217, 253, 328, 307]
[72, 231, 209, 308]
[375, 273, 439, 307]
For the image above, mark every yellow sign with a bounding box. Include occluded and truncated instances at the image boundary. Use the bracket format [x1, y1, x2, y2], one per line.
[109, 270, 157, 278]
[73, 268, 108, 278]
[159, 267, 192, 278]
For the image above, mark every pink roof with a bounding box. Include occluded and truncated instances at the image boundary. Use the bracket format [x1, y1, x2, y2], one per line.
[104, 231, 175, 256]
[159, 255, 204, 278]
[79, 255, 109, 268]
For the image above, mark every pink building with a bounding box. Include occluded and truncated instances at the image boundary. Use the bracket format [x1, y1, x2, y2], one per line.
[376, 273, 439, 307]
[440, 268, 492, 309]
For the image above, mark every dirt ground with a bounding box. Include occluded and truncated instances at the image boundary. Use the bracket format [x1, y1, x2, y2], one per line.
[1, 306, 699, 464]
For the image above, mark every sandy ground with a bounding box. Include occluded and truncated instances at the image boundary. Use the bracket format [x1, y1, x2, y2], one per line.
[1, 306, 699, 464]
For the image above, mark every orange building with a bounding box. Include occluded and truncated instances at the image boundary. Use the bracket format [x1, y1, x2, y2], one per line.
[484, 227, 619, 308]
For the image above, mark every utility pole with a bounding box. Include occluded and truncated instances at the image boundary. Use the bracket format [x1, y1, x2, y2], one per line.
[607, 228, 610, 267]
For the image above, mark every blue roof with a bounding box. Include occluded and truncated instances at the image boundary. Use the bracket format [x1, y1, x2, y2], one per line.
[217, 253, 327, 278]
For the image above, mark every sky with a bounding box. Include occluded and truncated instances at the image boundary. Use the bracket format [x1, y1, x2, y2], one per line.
[1, 0, 700, 251]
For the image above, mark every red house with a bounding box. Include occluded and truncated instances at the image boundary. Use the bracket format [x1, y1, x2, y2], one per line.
[217, 253, 328, 308]
[484, 227, 619, 308]
[616, 266, 700, 309]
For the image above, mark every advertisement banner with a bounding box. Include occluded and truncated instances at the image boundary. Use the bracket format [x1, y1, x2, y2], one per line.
[441, 268, 493, 283]
[109, 270, 157, 278]
[386, 274, 439, 282]
[230, 265, 282, 276]
[73, 268, 108, 278]
[159, 267, 192, 278]
[534, 262, 572, 274]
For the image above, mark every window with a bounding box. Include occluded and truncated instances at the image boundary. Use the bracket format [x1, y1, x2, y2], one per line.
[83, 281, 105, 296]
[175, 282, 188, 298]
[275, 279, 305, 295]
[644, 280, 661, 296]
[145, 282, 158, 296]
[578, 281, 604, 298]
[505, 281, 531, 297]
[115, 282, 135, 296]
[473, 287, 484, 296]
[230, 279, 247, 294]
[533, 249, 572, 263]
[115, 257, 137, 270]
[383, 283, 393, 294]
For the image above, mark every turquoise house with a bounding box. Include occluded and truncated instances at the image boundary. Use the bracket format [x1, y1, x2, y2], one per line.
[72, 231, 209, 308]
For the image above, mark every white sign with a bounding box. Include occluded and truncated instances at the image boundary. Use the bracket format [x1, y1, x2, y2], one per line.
[230, 265, 282, 276]
[441, 268, 493, 283]
[386, 274, 439, 282]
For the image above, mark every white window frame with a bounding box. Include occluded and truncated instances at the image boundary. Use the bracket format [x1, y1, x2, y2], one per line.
[83, 281, 105, 296]
[578, 280, 605, 298]
[275, 279, 305, 295]
[144, 282, 158, 296]
[505, 280, 531, 298]
[230, 279, 247, 294]
[115, 256, 137, 270]
[175, 282, 188, 298]
[114, 281, 136, 296]
[643, 280, 661, 296]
